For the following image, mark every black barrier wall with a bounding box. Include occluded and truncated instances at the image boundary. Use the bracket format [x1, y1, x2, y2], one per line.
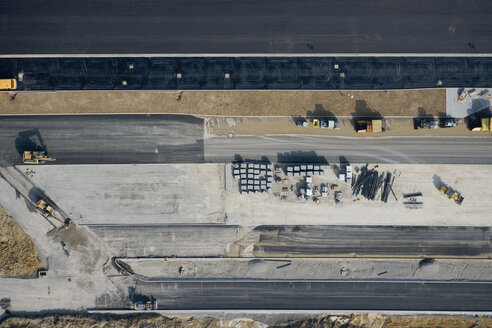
[1, 57, 492, 90]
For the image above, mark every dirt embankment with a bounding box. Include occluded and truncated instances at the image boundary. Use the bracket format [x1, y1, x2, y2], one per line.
[0, 89, 445, 117]
[0, 206, 42, 277]
[1, 314, 491, 328]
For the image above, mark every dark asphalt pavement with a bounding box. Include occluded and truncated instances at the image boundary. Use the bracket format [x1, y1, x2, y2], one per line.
[0, 114, 204, 165]
[253, 225, 492, 258]
[1, 1, 492, 54]
[1, 57, 492, 90]
[135, 280, 492, 311]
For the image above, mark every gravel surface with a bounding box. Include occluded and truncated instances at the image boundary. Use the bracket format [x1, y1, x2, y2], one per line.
[0, 89, 445, 116]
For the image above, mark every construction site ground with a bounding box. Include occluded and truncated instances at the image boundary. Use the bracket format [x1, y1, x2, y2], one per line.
[1, 313, 492, 328]
[19, 163, 492, 227]
[121, 257, 492, 281]
[0, 89, 445, 116]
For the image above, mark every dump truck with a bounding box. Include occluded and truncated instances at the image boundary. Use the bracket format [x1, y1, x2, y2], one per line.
[471, 117, 492, 131]
[35, 199, 54, 217]
[356, 119, 382, 133]
[22, 151, 56, 164]
[439, 185, 464, 205]
[0, 78, 16, 90]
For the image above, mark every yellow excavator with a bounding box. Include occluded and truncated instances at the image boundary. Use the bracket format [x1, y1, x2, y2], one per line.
[439, 185, 464, 205]
[35, 199, 54, 218]
[22, 151, 56, 164]
[35, 198, 71, 227]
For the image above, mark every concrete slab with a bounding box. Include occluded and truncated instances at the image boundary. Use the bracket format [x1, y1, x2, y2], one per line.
[19, 164, 225, 225]
[20, 163, 492, 227]
[88, 224, 241, 257]
[121, 257, 492, 281]
[446, 88, 491, 118]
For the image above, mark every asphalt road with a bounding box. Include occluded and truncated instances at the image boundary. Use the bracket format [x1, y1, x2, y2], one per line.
[205, 135, 492, 164]
[1, 115, 491, 165]
[1, 57, 492, 90]
[0, 114, 204, 165]
[1, 1, 491, 54]
[253, 225, 492, 258]
[135, 280, 492, 311]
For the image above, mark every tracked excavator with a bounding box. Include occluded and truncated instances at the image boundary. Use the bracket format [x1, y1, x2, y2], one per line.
[23, 151, 56, 164]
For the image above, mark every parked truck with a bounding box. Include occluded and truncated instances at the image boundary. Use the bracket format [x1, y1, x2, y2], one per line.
[0, 78, 17, 90]
[355, 119, 382, 133]
[471, 117, 492, 131]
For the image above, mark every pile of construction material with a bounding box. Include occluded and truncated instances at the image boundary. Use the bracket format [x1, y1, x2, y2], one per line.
[284, 164, 329, 177]
[351, 164, 396, 202]
[458, 88, 491, 104]
[233, 162, 273, 193]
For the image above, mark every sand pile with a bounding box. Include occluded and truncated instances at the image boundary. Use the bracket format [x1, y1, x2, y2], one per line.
[0, 206, 42, 277]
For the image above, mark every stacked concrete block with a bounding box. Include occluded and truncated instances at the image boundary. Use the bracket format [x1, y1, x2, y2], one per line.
[236, 161, 275, 193]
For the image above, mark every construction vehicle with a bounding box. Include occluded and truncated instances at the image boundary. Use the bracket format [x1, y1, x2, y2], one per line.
[133, 300, 158, 311]
[440, 117, 459, 128]
[471, 117, 492, 131]
[439, 185, 464, 205]
[416, 117, 438, 129]
[35, 199, 54, 217]
[22, 151, 56, 164]
[0, 78, 16, 90]
[355, 119, 382, 133]
[35, 198, 71, 227]
[313, 119, 320, 128]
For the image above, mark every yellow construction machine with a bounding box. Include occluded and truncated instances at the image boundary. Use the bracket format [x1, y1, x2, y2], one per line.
[0, 78, 17, 90]
[23, 151, 56, 164]
[35, 199, 54, 218]
[356, 119, 383, 133]
[439, 185, 464, 205]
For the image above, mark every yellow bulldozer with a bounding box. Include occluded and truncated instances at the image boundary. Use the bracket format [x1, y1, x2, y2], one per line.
[22, 151, 56, 164]
[439, 185, 464, 205]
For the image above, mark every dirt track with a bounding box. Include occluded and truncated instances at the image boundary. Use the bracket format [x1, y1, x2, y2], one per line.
[0, 89, 445, 116]
[0, 206, 41, 277]
[1, 313, 491, 328]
